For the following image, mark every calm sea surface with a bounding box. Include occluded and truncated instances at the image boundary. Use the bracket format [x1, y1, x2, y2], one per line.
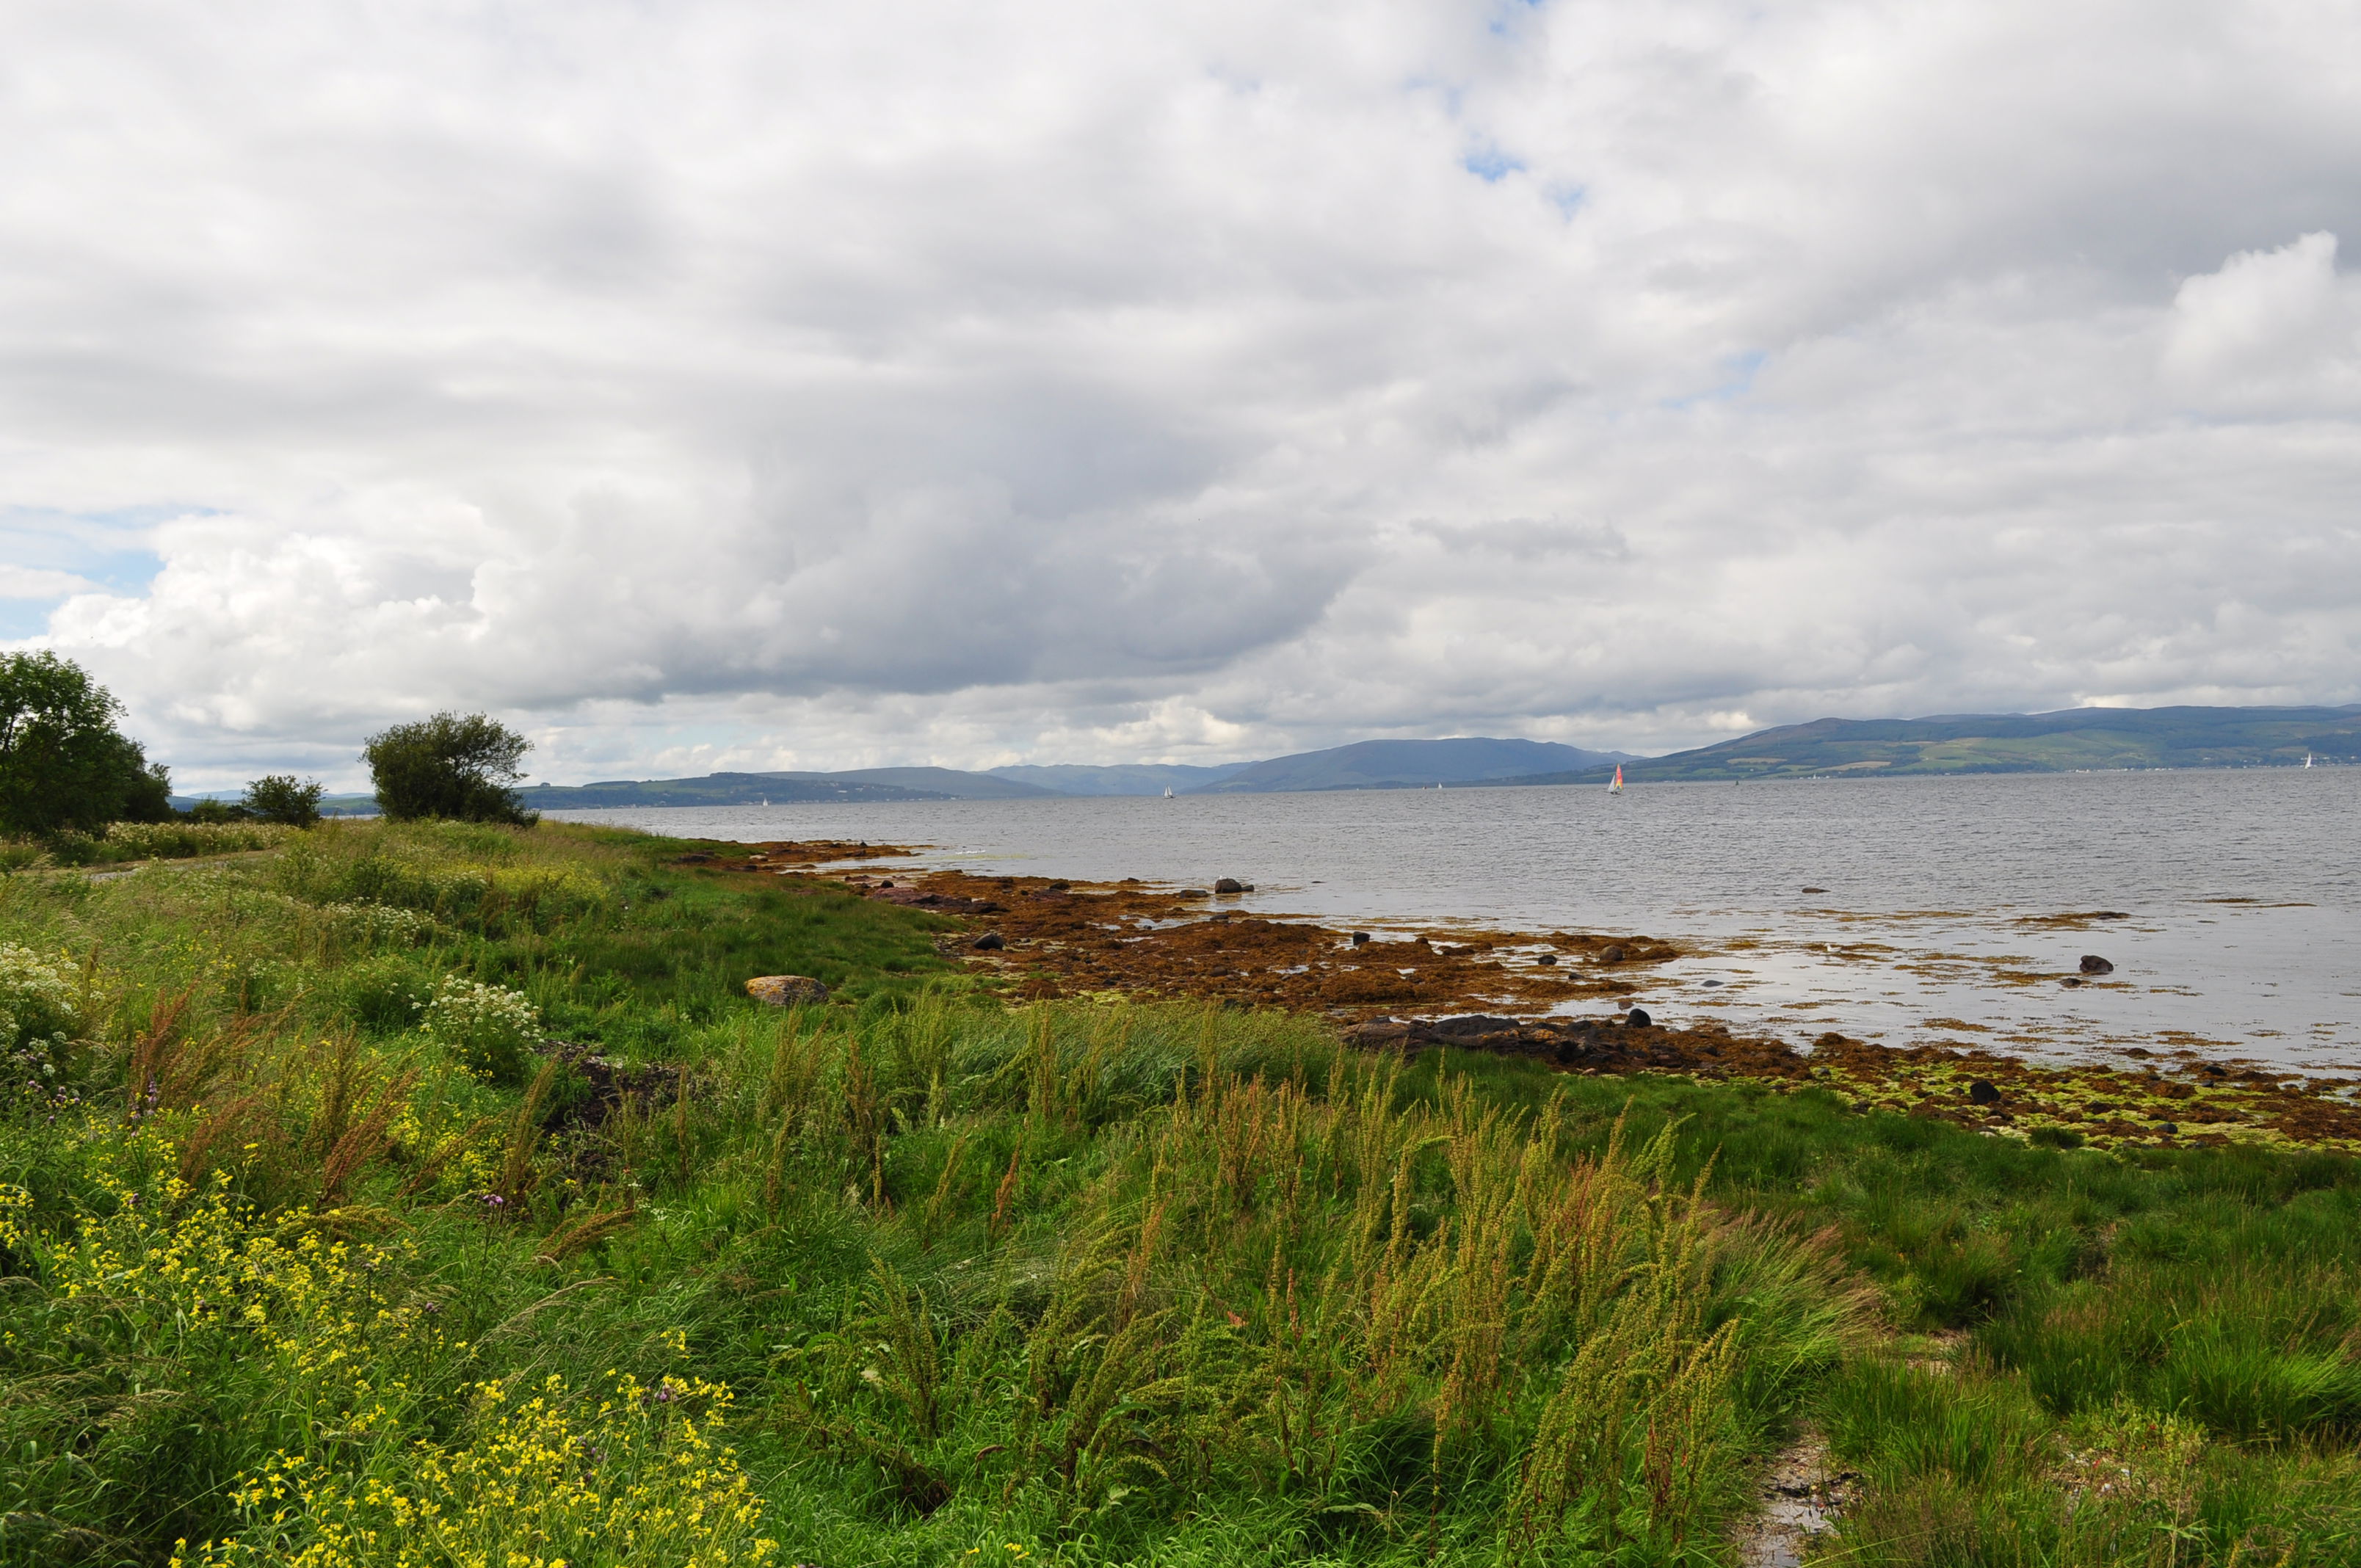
[552, 769, 2361, 1073]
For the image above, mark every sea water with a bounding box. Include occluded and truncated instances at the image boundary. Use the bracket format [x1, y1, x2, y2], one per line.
[549, 768, 2361, 1073]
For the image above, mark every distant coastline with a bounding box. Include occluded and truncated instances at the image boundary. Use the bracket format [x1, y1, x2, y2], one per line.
[500, 703, 2358, 807]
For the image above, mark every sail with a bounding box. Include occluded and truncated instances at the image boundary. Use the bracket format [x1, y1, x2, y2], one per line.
[1609, 765, 1625, 794]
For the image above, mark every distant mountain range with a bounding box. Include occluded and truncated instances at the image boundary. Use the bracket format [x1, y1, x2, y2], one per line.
[1187, 738, 1632, 794]
[511, 770, 1042, 809]
[1507, 705, 2361, 785]
[507, 737, 1639, 808]
[251, 708, 2359, 816]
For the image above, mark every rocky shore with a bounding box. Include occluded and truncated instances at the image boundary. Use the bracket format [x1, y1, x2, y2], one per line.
[694, 840, 2361, 1156]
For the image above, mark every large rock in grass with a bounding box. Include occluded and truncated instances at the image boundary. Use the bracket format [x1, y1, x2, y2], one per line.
[747, 975, 830, 1006]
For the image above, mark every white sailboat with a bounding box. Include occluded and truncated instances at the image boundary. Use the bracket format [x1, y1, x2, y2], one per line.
[2304, 754, 2315, 769]
[1608, 765, 1625, 794]
[1163, 786, 1175, 798]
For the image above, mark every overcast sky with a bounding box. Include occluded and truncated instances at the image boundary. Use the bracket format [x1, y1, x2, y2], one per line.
[5, 0, 2358, 790]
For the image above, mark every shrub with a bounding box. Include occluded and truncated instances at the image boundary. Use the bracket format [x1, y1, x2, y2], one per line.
[40, 821, 291, 866]
[418, 976, 544, 1082]
[0, 943, 80, 1105]
[335, 954, 440, 1034]
[362, 713, 535, 826]
[242, 775, 324, 828]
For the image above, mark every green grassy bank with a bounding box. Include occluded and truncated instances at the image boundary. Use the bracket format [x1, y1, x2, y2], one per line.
[1, 821, 2357, 1567]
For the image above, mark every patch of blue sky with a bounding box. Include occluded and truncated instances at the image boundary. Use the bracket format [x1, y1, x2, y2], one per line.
[1661, 350, 1768, 410]
[1463, 146, 1525, 183]
[0, 504, 189, 641]
[1, 504, 188, 589]
[0, 603, 58, 640]
[1546, 184, 1587, 217]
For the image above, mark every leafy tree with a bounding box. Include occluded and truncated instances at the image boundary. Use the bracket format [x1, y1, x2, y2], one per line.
[242, 774, 324, 827]
[362, 713, 536, 825]
[0, 652, 173, 835]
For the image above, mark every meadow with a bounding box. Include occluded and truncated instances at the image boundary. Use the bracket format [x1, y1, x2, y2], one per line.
[1, 820, 2357, 1567]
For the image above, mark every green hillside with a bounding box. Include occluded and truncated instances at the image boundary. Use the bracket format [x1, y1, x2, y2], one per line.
[516, 771, 950, 808]
[1515, 704, 2361, 784]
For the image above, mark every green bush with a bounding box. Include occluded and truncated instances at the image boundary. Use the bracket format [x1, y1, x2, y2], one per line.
[242, 774, 324, 827]
[333, 953, 439, 1034]
[363, 713, 535, 825]
[0, 942, 80, 1106]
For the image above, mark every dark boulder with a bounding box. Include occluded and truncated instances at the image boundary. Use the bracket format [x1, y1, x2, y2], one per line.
[2060, 976, 2083, 987]
[1626, 1007, 1651, 1028]
[1214, 877, 1248, 894]
[1968, 1078, 2002, 1106]
[1801, 885, 1827, 893]
[1535, 953, 1557, 966]
[1177, 889, 1211, 899]
[1350, 932, 1371, 945]
[1597, 945, 1627, 965]
[2079, 954, 2114, 975]
[971, 932, 1006, 951]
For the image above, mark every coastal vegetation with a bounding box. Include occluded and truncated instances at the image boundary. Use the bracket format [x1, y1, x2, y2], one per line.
[1, 821, 2357, 1566]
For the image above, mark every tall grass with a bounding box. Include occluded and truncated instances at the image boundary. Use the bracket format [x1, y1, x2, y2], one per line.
[3, 821, 2360, 1566]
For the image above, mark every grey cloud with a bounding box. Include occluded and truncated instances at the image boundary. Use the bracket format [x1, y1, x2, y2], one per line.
[2, 0, 2358, 788]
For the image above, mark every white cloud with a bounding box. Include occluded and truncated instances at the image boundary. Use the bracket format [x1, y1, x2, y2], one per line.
[2163, 231, 2361, 399]
[0, 566, 97, 599]
[2, 0, 2359, 788]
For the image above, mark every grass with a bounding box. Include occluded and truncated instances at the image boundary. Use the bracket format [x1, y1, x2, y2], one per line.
[0, 820, 2357, 1566]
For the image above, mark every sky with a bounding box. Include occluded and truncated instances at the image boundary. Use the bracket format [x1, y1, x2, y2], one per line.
[4, 0, 2359, 791]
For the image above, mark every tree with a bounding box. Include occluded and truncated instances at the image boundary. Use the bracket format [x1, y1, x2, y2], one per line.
[362, 713, 537, 824]
[242, 774, 324, 827]
[0, 652, 173, 835]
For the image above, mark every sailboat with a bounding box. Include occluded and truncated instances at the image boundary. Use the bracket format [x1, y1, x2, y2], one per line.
[1163, 786, 1175, 799]
[2304, 754, 2315, 769]
[1608, 765, 1625, 794]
